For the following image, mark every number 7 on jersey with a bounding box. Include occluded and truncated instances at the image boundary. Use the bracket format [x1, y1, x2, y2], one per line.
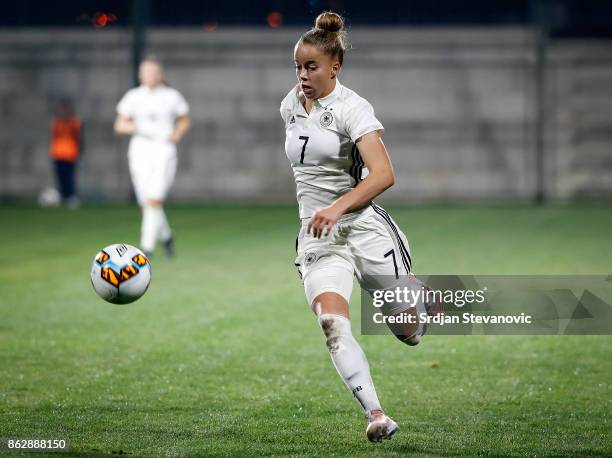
[299, 136, 309, 164]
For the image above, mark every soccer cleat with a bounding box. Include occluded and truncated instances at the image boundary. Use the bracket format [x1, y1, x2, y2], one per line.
[411, 274, 445, 339]
[163, 236, 174, 259]
[365, 409, 399, 443]
[408, 274, 445, 318]
[395, 275, 446, 346]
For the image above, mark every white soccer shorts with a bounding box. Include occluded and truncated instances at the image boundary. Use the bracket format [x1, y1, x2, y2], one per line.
[128, 142, 177, 205]
[295, 203, 413, 307]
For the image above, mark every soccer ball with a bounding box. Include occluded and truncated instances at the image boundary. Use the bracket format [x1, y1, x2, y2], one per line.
[38, 187, 61, 207]
[90, 243, 151, 304]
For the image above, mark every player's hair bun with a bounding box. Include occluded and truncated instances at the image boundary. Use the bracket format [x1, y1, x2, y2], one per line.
[314, 12, 344, 34]
[299, 12, 347, 66]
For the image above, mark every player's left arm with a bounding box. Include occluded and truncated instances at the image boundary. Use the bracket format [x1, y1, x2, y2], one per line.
[308, 131, 395, 238]
[169, 114, 192, 144]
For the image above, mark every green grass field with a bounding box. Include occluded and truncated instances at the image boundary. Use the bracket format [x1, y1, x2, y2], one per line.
[1, 204, 611, 457]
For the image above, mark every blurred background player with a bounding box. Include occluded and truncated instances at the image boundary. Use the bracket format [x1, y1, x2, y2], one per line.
[49, 98, 82, 208]
[282, 12, 429, 442]
[114, 57, 191, 258]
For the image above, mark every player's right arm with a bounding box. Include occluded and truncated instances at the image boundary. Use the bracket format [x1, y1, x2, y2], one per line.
[115, 89, 138, 137]
[307, 131, 395, 238]
[113, 114, 137, 136]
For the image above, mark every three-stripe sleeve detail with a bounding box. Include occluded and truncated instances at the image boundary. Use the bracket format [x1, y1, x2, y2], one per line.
[349, 145, 364, 185]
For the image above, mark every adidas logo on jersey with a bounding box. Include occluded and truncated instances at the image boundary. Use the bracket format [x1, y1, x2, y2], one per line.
[289, 115, 296, 124]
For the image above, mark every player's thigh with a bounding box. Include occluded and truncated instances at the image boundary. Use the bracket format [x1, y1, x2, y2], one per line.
[295, 223, 355, 308]
[303, 257, 354, 311]
[161, 152, 177, 193]
[350, 212, 412, 292]
[145, 159, 176, 203]
[128, 155, 152, 206]
[135, 150, 176, 203]
[352, 212, 426, 341]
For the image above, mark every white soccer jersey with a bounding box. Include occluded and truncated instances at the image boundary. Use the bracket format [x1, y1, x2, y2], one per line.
[117, 84, 188, 205]
[280, 81, 384, 219]
[117, 84, 189, 150]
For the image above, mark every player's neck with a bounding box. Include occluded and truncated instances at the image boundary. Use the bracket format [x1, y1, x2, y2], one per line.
[318, 80, 337, 100]
[143, 83, 162, 90]
[303, 81, 336, 114]
[304, 98, 313, 113]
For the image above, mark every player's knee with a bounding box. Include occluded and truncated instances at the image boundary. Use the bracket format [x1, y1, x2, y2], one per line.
[310, 291, 349, 317]
[145, 199, 162, 207]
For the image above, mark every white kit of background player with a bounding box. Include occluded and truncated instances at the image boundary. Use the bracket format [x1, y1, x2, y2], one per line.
[114, 58, 191, 258]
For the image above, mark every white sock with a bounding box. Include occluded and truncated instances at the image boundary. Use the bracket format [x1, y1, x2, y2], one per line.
[140, 205, 158, 253]
[156, 207, 172, 241]
[318, 314, 382, 413]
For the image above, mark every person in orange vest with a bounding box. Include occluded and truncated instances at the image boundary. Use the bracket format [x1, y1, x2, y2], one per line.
[49, 98, 82, 207]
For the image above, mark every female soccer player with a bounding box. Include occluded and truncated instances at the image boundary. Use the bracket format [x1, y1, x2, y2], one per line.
[114, 57, 191, 258]
[281, 12, 429, 442]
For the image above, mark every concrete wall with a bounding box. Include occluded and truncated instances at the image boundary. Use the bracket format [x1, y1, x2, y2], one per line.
[0, 27, 611, 203]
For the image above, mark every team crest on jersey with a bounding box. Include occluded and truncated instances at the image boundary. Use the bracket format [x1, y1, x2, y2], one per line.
[304, 251, 318, 267]
[320, 111, 333, 128]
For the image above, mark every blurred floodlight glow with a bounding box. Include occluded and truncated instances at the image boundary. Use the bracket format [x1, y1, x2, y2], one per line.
[92, 12, 108, 28]
[203, 20, 218, 31]
[267, 11, 282, 28]
[91, 12, 117, 28]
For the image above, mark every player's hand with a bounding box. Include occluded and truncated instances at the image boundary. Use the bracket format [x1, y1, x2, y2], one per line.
[169, 131, 182, 144]
[114, 115, 138, 137]
[122, 119, 138, 135]
[308, 205, 343, 239]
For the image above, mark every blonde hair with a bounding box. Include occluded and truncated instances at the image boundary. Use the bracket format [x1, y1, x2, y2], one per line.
[140, 55, 163, 69]
[298, 12, 347, 66]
